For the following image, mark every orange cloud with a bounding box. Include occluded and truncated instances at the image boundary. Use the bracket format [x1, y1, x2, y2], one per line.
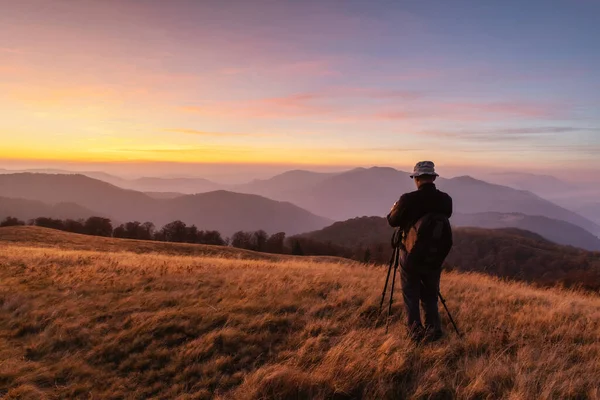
[182, 93, 334, 119]
[164, 129, 277, 138]
[181, 88, 421, 120]
[219, 58, 339, 77]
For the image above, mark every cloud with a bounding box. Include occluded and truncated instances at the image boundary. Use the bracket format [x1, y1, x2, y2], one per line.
[182, 93, 334, 119]
[164, 129, 277, 138]
[376, 101, 566, 122]
[0, 47, 26, 54]
[419, 126, 596, 142]
[181, 87, 422, 120]
[218, 58, 339, 77]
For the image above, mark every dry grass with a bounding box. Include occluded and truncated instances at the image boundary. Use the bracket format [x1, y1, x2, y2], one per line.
[1, 227, 599, 399]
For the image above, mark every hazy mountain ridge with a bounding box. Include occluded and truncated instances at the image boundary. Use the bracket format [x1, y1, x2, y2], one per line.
[239, 167, 600, 236]
[0, 196, 100, 221]
[482, 172, 578, 196]
[0, 169, 221, 195]
[0, 174, 331, 235]
[577, 202, 600, 225]
[2, 170, 597, 240]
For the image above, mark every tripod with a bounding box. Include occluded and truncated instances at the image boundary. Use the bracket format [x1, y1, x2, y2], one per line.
[378, 231, 461, 336]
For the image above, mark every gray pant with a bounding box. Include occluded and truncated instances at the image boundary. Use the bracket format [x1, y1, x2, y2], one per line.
[400, 264, 442, 334]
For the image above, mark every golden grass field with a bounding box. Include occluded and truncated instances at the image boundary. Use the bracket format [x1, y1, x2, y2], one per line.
[1, 226, 599, 399]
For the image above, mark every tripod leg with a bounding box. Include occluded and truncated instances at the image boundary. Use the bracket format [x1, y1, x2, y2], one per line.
[379, 248, 396, 314]
[438, 291, 461, 336]
[386, 248, 400, 333]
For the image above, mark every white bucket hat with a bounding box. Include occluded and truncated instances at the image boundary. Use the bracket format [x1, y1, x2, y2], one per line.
[409, 161, 439, 178]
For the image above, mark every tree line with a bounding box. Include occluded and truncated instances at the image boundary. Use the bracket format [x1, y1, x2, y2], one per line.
[0, 216, 307, 255]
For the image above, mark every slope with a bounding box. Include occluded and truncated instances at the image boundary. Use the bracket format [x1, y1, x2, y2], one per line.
[0, 173, 158, 223]
[0, 174, 331, 235]
[0, 226, 344, 263]
[239, 167, 600, 236]
[298, 216, 600, 290]
[1, 231, 599, 399]
[124, 177, 221, 194]
[438, 176, 600, 236]
[300, 210, 600, 251]
[452, 212, 600, 251]
[158, 190, 332, 236]
[0, 197, 100, 221]
[233, 169, 340, 200]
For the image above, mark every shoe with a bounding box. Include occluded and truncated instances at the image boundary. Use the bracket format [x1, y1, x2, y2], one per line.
[407, 325, 426, 343]
[424, 329, 444, 343]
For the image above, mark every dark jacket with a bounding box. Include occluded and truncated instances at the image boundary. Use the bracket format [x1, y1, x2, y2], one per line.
[387, 183, 453, 234]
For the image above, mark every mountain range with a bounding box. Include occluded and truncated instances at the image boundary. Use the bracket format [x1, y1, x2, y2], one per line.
[233, 167, 600, 236]
[0, 196, 98, 222]
[0, 174, 332, 236]
[0, 170, 598, 248]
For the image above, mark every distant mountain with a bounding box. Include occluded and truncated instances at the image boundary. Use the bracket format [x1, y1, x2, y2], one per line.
[0, 168, 127, 186]
[239, 167, 600, 236]
[576, 203, 600, 225]
[157, 191, 332, 236]
[482, 172, 578, 196]
[437, 176, 600, 236]
[125, 177, 221, 194]
[240, 167, 411, 220]
[234, 170, 340, 200]
[0, 169, 222, 195]
[452, 212, 600, 251]
[300, 212, 600, 251]
[297, 217, 600, 290]
[144, 192, 185, 200]
[0, 173, 158, 223]
[0, 174, 331, 235]
[0, 197, 99, 221]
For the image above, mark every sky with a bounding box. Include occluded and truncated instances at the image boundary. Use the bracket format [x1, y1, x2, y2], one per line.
[1, 0, 599, 179]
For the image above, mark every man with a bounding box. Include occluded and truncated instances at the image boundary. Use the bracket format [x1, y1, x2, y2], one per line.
[387, 161, 453, 342]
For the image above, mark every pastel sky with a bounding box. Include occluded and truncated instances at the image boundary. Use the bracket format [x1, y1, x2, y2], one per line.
[1, 0, 599, 176]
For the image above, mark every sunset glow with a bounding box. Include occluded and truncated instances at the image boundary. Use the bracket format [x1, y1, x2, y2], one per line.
[1, 0, 599, 174]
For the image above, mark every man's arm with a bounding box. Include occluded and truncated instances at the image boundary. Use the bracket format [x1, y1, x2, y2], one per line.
[387, 194, 408, 228]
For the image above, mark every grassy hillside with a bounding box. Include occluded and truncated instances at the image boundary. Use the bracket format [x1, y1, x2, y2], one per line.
[1, 228, 600, 398]
[0, 226, 344, 263]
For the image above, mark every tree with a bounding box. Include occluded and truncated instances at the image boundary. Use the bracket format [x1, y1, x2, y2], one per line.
[63, 219, 85, 234]
[292, 240, 304, 256]
[113, 224, 127, 238]
[124, 221, 142, 239]
[84, 217, 113, 237]
[200, 230, 225, 246]
[33, 217, 64, 230]
[185, 225, 199, 243]
[252, 230, 268, 252]
[363, 248, 372, 263]
[140, 222, 155, 240]
[231, 231, 252, 249]
[161, 220, 187, 242]
[265, 232, 286, 254]
[0, 216, 25, 227]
